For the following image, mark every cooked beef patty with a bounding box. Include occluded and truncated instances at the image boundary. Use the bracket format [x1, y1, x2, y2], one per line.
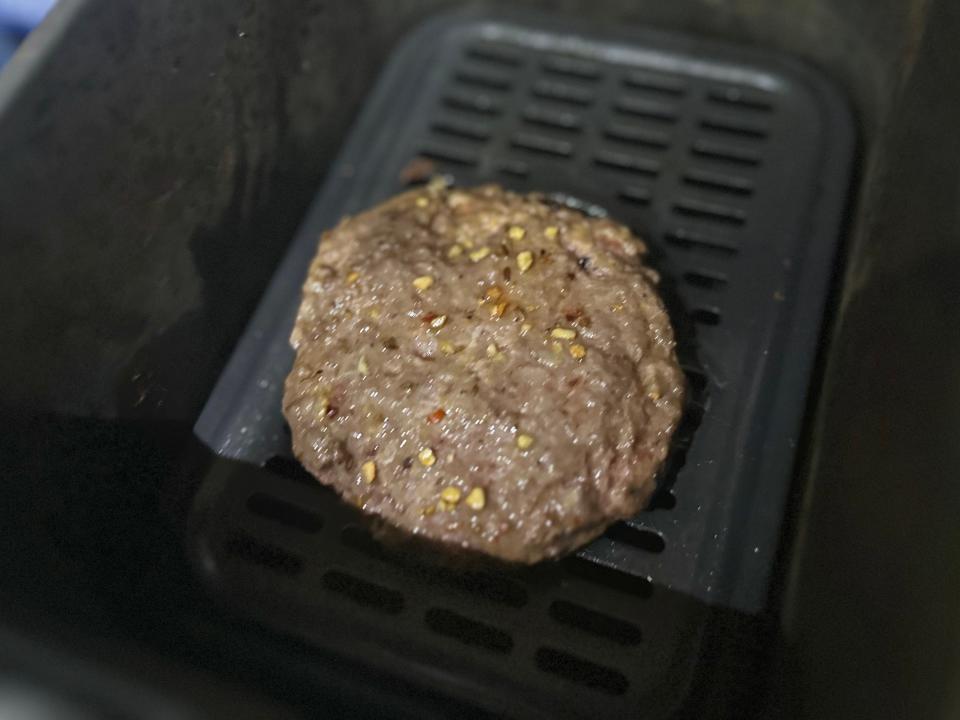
[283, 183, 684, 562]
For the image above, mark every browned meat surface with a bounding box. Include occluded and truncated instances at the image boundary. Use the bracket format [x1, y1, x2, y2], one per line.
[283, 183, 684, 562]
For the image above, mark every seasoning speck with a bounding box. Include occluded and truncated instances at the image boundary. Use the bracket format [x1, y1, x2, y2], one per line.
[439, 340, 456, 355]
[361, 461, 376, 484]
[486, 342, 499, 358]
[413, 275, 434, 291]
[544, 226, 559, 240]
[346, 270, 360, 284]
[517, 251, 534, 273]
[469, 247, 491, 262]
[551, 341, 563, 355]
[448, 244, 463, 258]
[418, 447, 436, 467]
[440, 486, 462, 504]
[516, 433, 534, 450]
[569, 343, 587, 360]
[357, 355, 369, 375]
[415, 196, 429, 208]
[465, 487, 486, 511]
[430, 314, 448, 329]
[368, 306, 382, 319]
[317, 395, 330, 417]
[520, 323, 532, 336]
[491, 301, 508, 319]
[550, 327, 577, 340]
[507, 225, 526, 241]
[427, 408, 446, 424]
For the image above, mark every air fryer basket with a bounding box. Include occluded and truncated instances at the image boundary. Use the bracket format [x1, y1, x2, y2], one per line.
[187, 9, 853, 718]
[196, 9, 853, 607]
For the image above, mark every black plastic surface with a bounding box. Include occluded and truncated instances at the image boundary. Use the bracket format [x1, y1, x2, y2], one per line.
[195, 11, 853, 612]
[189, 456, 711, 719]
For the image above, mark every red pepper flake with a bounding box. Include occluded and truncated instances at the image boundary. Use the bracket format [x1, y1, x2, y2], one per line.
[427, 408, 447, 424]
[564, 307, 591, 327]
[422, 312, 439, 324]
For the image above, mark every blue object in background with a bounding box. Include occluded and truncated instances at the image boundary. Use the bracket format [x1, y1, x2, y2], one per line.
[0, 0, 57, 67]
[0, 29, 18, 67]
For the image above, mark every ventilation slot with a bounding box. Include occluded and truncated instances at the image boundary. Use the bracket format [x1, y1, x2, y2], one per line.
[419, 144, 479, 167]
[623, 70, 685, 96]
[691, 307, 722, 325]
[613, 97, 678, 122]
[511, 133, 574, 158]
[522, 105, 583, 132]
[548, 601, 643, 645]
[664, 228, 739, 255]
[322, 570, 404, 614]
[246, 493, 322, 533]
[707, 87, 774, 112]
[425, 608, 513, 654]
[683, 366, 710, 396]
[562, 556, 653, 598]
[691, 139, 761, 166]
[224, 532, 302, 575]
[531, 80, 594, 106]
[701, 116, 769, 140]
[340, 526, 528, 607]
[442, 90, 502, 116]
[682, 269, 728, 289]
[603, 123, 670, 149]
[465, 45, 522, 67]
[594, 150, 659, 176]
[618, 186, 652, 206]
[431, 118, 491, 142]
[542, 56, 601, 80]
[437, 568, 527, 608]
[604, 523, 666, 553]
[535, 647, 629, 696]
[497, 160, 530, 178]
[674, 199, 746, 226]
[262, 454, 315, 485]
[648, 489, 678, 511]
[454, 68, 512, 91]
[682, 169, 754, 196]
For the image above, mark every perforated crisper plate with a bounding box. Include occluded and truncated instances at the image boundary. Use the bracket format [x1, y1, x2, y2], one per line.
[194, 8, 852, 636]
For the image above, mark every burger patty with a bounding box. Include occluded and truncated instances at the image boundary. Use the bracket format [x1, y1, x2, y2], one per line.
[283, 182, 684, 562]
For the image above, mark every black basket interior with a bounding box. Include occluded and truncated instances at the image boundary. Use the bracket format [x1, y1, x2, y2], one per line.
[190, 10, 853, 718]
